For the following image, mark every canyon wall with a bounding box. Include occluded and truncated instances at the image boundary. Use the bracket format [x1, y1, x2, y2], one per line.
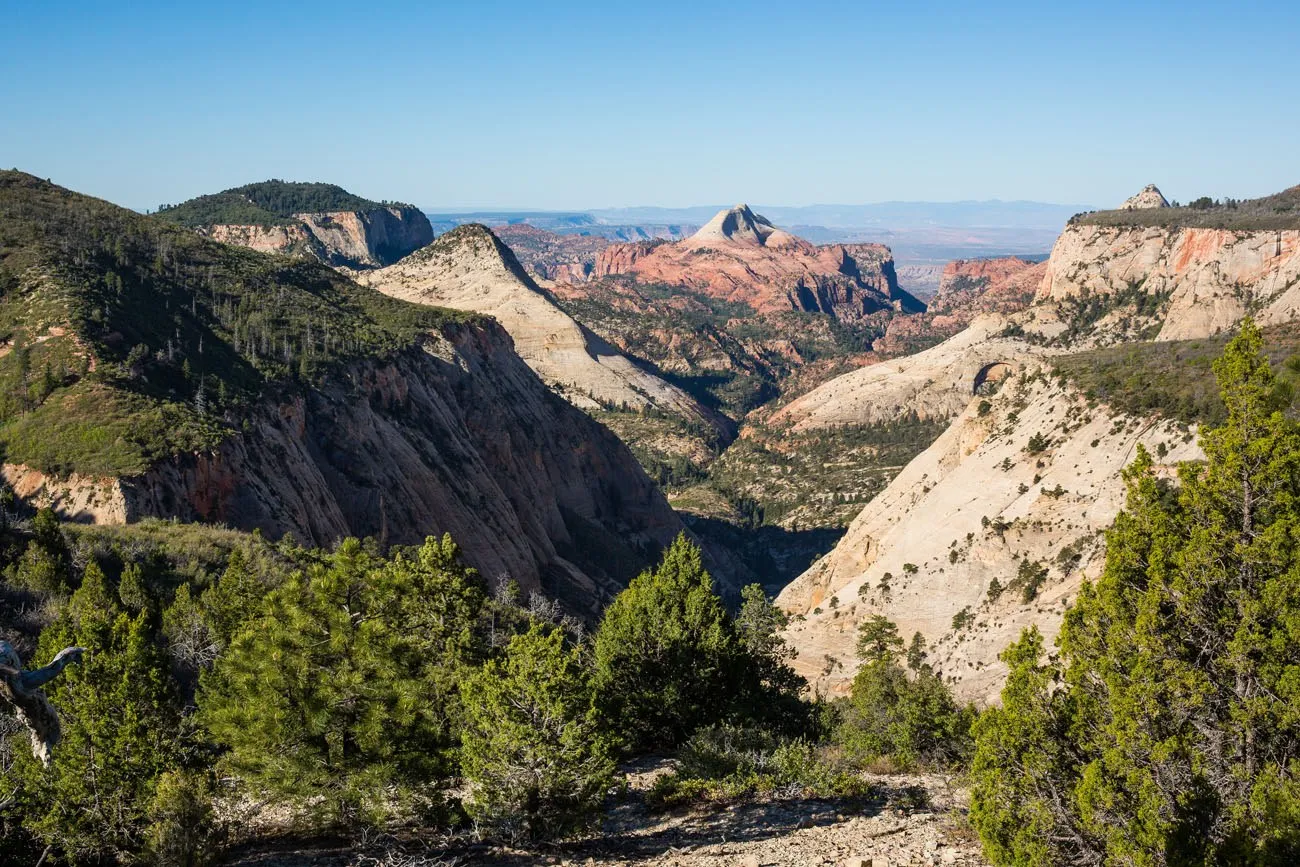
[6, 320, 684, 616]
[1038, 224, 1300, 340]
[201, 205, 433, 268]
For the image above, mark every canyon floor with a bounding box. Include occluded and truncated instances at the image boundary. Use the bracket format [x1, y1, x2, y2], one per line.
[224, 763, 985, 867]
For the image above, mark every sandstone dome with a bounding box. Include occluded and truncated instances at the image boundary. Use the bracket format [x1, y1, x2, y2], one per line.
[688, 204, 791, 248]
[1119, 183, 1171, 210]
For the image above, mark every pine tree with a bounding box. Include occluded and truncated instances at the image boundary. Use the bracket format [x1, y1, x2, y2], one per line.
[591, 534, 744, 751]
[198, 536, 485, 824]
[459, 624, 614, 841]
[733, 583, 808, 733]
[971, 320, 1300, 864]
[855, 613, 903, 663]
[837, 614, 973, 772]
[5, 561, 180, 862]
[118, 561, 150, 613]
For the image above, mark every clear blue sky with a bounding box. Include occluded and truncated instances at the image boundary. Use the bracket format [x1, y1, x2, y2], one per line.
[2, 0, 1295, 211]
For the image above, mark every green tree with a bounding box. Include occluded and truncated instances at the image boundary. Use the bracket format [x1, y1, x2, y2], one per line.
[198, 536, 485, 824]
[855, 613, 903, 663]
[12, 507, 71, 596]
[970, 628, 1083, 865]
[906, 631, 929, 673]
[118, 561, 150, 613]
[733, 584, 809, 734]
[836, 657, 973, 771]
[5, 561, 180, 862]
[144, 769, 221, 867]
[460, 624, 614, 841]
[591, 534, 743, 751]
[197, 549, 263, 647]
[971, 320, 1300, 864]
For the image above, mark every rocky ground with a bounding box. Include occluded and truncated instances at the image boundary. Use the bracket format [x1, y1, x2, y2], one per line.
[223, 765, 985, 867]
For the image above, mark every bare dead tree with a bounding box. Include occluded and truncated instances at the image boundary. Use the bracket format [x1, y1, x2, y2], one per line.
[0, 640, 86, 766]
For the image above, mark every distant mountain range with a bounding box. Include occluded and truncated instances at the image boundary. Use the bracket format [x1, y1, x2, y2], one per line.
[424, 200, 1092, 264]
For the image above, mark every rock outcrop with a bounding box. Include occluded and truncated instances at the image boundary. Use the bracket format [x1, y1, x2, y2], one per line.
[1119, 183, 1170, 210]
[200, 205, 433, 269]
[1036, 223, 1300, 341]
[771, 316, 1042, 430]
[354, 225, 723, 430]
[590, 205, 924, 321]
[779, 370, 1201, 703]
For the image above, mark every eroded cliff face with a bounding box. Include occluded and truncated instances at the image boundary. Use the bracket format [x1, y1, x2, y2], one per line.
[10, 321, 683, 615]
[204, 223, 316, 256]
[1037, 224, 1300, 341]
[297, 207, 434, 267]
[779, 372, 1201, 704]
[201, 206, 433, 269]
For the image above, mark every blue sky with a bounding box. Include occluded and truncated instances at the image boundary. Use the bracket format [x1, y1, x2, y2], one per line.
[2, 0, 1296, 211]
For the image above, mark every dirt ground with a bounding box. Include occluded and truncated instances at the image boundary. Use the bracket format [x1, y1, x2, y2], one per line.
[222, 762, 988, 867]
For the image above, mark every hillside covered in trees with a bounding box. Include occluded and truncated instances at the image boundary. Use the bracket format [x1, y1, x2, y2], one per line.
[154, 181, 413, 228]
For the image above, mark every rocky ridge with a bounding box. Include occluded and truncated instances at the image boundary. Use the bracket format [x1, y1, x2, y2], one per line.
[200, 205, 433, 269]
[353, 225, 722, 430]
[771, 316, 1041, 431]
[1033, 222, 1300, 342]
[157, 181, 435, 268]
[779, 367, 1201, 703]
[4, 320, 684, 616]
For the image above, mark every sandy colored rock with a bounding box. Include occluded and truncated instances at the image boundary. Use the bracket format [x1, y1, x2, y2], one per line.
[16, 321, 685, 615]
[355, 225, 722, 431]
[202, 205, 432, 268]
[1036, 224, 1300, 342]
[1119, 184, 1170, 210]
[779, 370, 1200, 704]
[771, 316, 1041, 431]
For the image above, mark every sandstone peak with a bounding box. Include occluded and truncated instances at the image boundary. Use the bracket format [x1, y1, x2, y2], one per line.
[1119, 183, 1170, 210]
[688, 204, 799, 248]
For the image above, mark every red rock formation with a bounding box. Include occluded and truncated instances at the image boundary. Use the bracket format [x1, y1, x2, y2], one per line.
[875, 257, 1044, 354]
[588, 206, 921, 321]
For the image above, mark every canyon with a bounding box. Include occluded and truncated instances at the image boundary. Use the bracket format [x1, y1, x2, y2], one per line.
[773, 184, 1300, 700]
[0, 172, 690, 613]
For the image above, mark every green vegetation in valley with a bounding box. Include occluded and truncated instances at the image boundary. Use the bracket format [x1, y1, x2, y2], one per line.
[972, 321, 1300, 864]
[1073, 184, 1300, 231]
[695, 414, 949, 530]
[154, 180, 412, 227]
[556, 278, 885, 418]
[0, 171, 477, 477]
